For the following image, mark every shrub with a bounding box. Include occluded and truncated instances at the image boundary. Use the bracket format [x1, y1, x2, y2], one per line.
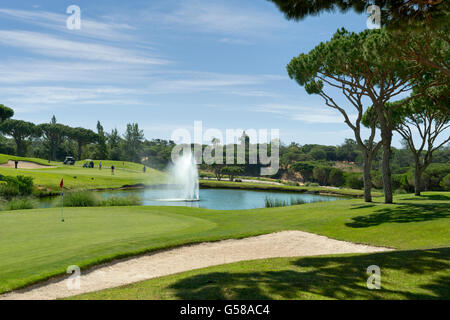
[346, 174, 364, 190]
[0, 183, 20, 199]
[265, 197, 306, 208]
[61, 192, 143, 207]
[101, 195, 142, 207]
[3, 198, 38, 211]
[63, 191, 99, 207]
[0, 175, 34, 199]
[394, 188, 407, 195]
[441, 173, 450, 191]
[329, 168, 345, 187]
[371, 173, 384, 189]
[305, 182, 319, 187]
[290, 162, 314, 181]
[16, 176, 34, 196]
[421, 164, 450, 191]
[313, 166, 332, 185]
[290, 197, 307, 206]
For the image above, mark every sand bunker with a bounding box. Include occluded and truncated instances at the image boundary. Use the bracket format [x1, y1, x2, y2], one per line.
[0, 160, 55, 169]
[0, 231, 392, 300]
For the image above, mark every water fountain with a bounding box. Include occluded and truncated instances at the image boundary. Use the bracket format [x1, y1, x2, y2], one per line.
[166, 150, 200, 201]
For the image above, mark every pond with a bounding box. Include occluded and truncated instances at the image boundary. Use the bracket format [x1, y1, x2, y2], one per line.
[41, 188, 345, 210]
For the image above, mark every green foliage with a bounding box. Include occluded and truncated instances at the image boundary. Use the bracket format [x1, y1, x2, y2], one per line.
[264, 196, 306, 208]
[0, 119, 40, 156]
[142, 139, 176, 170]
[2, 197, 38, 211]
[0, 182, 19, 198]
[290, 162, 314, 181]
[67, 127, 98, 160]
[420, 164, 450, 191]
[346, 173, 364, 190]
[95, 121, 109, 160]
[0, 175, 34, 199]
[62, 191, 142, 208]
[313, 166, 332, 185]
[269, 0, 448, 28]
[329, 168, 345, 187]
[441, 174, 450, 191]
[0, 104, 14, 123]
[63, 191, 99, 207]
[392, 174, 412, 193]
[38, 116, 71, 161]
[100, 195, 142, 207]
[221, 166, 244, 181]
[124, 123, 144, 163]
[371, 172, 384, 189]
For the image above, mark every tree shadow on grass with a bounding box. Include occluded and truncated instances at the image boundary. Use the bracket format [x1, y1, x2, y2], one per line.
[350, 204, 376, 210]
[168, 248, 450, 300]
[346, 202, 450, 228]
[403, 194, 450, 201]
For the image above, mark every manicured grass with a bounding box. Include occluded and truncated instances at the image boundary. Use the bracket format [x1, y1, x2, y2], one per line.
[200, 179, 382, 197]
[0, 192, 448, 294]
[70, 248, 450, 300]
[0, 154, 166, 192]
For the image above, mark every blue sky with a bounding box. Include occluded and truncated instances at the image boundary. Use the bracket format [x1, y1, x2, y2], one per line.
[0, 0, 413, 147]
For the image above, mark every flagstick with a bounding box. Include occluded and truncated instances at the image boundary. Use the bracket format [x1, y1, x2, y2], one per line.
[61, 187, 64, 222]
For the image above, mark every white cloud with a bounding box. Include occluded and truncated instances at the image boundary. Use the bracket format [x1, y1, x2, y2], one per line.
[0, 30, 168, 65]
[150, 0, 285, 37]
[0, 8, 135, 41]
[149, 72, 284, 94]
[0, 86, 153, 114]
[0, 59, 154, 84]
[254, 103, 358, 124]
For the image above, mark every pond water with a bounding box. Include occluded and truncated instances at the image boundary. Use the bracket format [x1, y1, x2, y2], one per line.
[41, 188, 345, 210]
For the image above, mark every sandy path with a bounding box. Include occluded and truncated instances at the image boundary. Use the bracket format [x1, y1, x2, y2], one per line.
[0, 231, 392, 300]
[0, 160, 55, 169]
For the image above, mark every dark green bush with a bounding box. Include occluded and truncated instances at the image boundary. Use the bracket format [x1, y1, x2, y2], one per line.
[346, 173, 364, 190]
[0, 175, 34, 199]
[100, 195, 142, 207]
[0, 183, 19, 198]
[63, 191, 98, 207]
[313, 166, 332, 185]
[329, 168, 345, 187]
[3, 198, 38, 211]
[441, 173, 450, 191]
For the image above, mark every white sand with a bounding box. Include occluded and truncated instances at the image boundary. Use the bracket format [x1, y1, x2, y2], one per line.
[0, 160, 55, 169]
[0, 231, 392, 300]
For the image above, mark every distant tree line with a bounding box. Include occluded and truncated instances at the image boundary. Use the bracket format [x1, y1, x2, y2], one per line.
[0, 104, 447, 193]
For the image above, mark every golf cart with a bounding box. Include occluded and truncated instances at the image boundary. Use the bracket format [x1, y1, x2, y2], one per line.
[83, 159, 95, 168]
[63, 156, 75, 165]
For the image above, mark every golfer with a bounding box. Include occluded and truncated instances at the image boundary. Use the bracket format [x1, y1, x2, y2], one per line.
[111, 165, 115, 175]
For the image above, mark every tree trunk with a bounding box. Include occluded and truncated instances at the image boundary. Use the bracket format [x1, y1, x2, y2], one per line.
[376, 105, 393, 204]
[77, 142, 82, 160]
[414, 166, 422, 196]
[15, 139, 21, 157]
[51, 144, 56, 161]
[362, 153, 373, 202]
[381, 141, 393, 203]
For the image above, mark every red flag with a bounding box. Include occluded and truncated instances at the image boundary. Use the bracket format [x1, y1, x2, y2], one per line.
[60, 178, 64, 188]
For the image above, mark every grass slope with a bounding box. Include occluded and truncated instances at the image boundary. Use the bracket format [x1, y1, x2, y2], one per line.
[0, 154, 166, 192]
[0, 192, 448, 294]
[70, 248, 450, 300]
